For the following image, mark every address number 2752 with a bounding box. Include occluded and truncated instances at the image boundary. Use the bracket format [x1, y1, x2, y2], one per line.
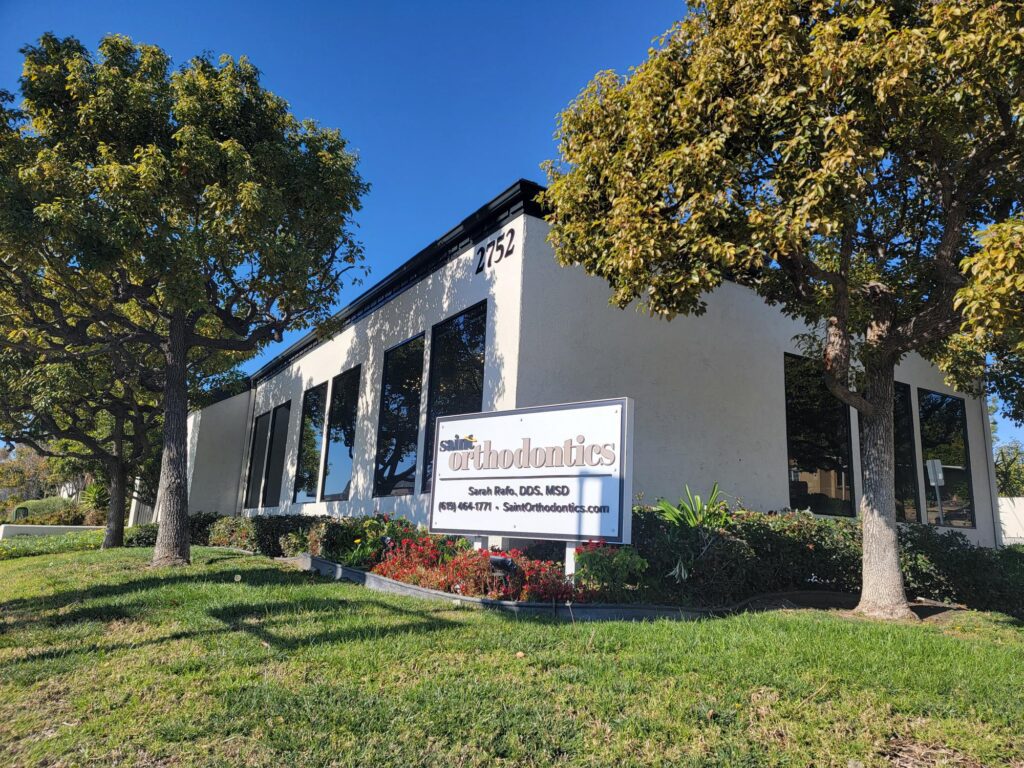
[474, 228, 516, 275]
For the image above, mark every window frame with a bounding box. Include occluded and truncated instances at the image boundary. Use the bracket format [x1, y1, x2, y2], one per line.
[292, 382, 329, 505]
[320, 365, 362, 503]
[783, 352, 856, 518]
[420, 300, 488, 494]
[261, 401, 292, 508]
[372, 332, 426, 498]
[243, 410, 272, 510]
[916, 387, 976, 529]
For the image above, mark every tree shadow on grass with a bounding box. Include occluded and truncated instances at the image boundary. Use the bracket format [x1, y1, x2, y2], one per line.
[1, 594, 459, 672]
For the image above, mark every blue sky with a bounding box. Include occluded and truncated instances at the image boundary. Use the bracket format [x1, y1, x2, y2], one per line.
[1, 1, 1020, 445]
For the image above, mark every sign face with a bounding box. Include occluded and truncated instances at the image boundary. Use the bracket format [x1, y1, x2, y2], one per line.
[926, 458, 945, 487]
[428, 398, 633, 544]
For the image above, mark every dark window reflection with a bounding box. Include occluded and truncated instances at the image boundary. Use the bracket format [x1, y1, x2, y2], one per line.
[422, 302, 487, 491]
[245, 411, 271, 509]
[322, 366, 361, 501]
[293, 383, 327, 504]
[858, 382, 922, 523]
[262, 402, 291, 507]
[784, 354, 853, 516]
[918, 390, 975, 528]
[374, 336, 424, 496]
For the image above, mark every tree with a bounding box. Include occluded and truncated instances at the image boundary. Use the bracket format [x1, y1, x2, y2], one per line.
[0, 347, 162, 547]
[542, 0, 1024, 619]
[994, 442, 1024, 497]
[0, 34, 367, 565]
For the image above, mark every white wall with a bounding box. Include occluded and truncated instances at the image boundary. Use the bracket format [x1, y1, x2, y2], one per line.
[1000, 498, 1024, 545]
[244, 215, 527, 526]
[186, 390, 252, 515]
[516, 217, 1001, 547]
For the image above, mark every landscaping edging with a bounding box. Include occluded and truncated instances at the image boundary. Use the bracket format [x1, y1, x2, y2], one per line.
[287, 552, 719, 621]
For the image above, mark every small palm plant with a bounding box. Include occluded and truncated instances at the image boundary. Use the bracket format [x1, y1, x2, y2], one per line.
[655, 483, 729, 584]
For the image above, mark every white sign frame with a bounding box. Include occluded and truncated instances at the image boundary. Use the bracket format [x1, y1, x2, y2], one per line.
[428, 398, 633, 544]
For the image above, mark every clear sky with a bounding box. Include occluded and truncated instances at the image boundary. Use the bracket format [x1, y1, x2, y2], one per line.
[1, 0, 1021, 445]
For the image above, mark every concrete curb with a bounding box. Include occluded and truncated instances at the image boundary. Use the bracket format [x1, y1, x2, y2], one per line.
[284, 552, 717, 621]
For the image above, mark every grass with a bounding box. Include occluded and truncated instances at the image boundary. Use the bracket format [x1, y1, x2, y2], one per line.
[0, 529, 104, 560]
[1, 549, 1022, 767]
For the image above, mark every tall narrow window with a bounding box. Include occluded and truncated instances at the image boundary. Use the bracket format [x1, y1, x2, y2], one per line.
[261, 401, 291, 507]
[374, 335, 424, 496]
[293, 383, 327, 504]
[244, 411, 271, 509]
[321, 366, 361, 501]
[422, 302, 487, 491]
[858, 382, 922, 523]
[918, 390, 975, 528]
[784, 354, 853, 516]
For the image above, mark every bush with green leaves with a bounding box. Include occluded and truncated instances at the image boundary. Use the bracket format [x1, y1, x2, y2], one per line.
[79, 483, 110, 513]
[124, 524, 159, 547]
[574, 541, 648, 602]
[9, 496, 74, 522]
[632, 506, 1024, 615]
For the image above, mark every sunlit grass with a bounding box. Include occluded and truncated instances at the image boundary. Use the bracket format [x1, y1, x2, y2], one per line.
[1, 548, 1021, 767]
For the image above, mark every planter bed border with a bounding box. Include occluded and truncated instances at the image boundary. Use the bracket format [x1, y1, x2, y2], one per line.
[283, 552, 841, 622]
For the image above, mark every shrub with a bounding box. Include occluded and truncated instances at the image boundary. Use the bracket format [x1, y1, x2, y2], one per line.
[208, 516, 257, 551]
[188, 511, 222, 546]
[10, 497, 85, 525]
[518, 557, 576, 602]
[80, 483, 110, 513]
[124, 524, 159, 547]
[15, 496, 74, 519]
[279, 530, 309, 557]
[575, 541, 648, 602]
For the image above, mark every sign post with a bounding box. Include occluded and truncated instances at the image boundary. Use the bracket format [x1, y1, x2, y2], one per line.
[428, 398, 633, 577]
[926, 458, 945, 526]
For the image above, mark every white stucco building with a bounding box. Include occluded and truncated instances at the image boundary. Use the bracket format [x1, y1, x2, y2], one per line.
[185, 180, 1003, 547]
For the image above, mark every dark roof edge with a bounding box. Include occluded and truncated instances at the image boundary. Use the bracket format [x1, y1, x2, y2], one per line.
[250, 178, 547, 385]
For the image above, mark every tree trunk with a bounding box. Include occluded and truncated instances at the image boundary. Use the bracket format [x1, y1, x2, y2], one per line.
[102, 418, 127, 549]
[152, 311, 191, 567]
[855, 365, 915, 621]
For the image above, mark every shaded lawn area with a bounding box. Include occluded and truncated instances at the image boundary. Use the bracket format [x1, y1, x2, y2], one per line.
[0, 549, 1022, 767]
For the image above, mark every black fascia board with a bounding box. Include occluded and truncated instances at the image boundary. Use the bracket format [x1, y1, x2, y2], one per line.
[250, 178, 546, 385]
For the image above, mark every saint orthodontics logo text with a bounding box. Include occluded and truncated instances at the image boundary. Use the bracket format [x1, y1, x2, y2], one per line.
[440, 434, 617, 472]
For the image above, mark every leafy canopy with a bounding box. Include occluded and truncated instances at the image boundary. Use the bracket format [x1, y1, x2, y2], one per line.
[543, 0, 1024, 415]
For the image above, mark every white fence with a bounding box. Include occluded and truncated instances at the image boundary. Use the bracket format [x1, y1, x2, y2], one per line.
[999, 497, 1024, 545]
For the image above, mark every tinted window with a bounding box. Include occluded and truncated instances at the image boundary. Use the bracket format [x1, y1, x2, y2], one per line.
[858, 381, 921, 523]
[918, 390, 974, 528]
[322, 366, 361, 501]
[374, 336, 424, 496]
[293, 383, 327, 504]
[244, 411, 271, 509]
[784, 354, 853, 516]
[262, 402, 291, 507]
[422, 302, 487, 491]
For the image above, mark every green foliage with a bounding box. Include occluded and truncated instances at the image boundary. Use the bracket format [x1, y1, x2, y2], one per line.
[11, 495, 74, 521]
[574, 541, 648, 602]
[0, 529, 104, 560]
[632, 507, 1024, 615]
[122, 513, 222, 547]
[79, 482, 110, 512]
[994, 442, 1024, 496]
[123, 524, 159, 547]
[655, 483, 729, 529]
[208, 516, 257, 552]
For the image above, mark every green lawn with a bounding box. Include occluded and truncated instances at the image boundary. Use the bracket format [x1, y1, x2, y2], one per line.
[0, 549, 1021, 767]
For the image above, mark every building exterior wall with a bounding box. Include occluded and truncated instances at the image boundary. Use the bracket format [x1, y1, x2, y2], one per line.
[515, 217, 1001, 547]
[185, 187, 1001, 547]
[186, 390, 252, 516]
[1000, 498, 1024, 545]
[240, 214, 526, 526]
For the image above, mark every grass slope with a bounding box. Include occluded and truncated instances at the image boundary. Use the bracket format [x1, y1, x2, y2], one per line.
[0, 548, 1021, 767]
